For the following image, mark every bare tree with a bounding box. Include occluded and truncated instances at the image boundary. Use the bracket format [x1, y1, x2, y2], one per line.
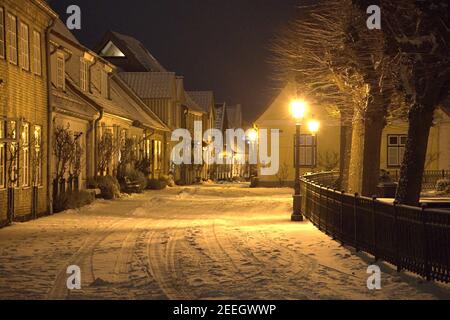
[380, 0, 450, 205]
[271, 0, 399, 195]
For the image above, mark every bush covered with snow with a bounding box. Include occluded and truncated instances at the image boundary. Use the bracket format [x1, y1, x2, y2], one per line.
[159, 174, 176, 187]
[53, 190, 96, 213]
[147, 179, 167, 190]
[436, 179, 450, 192]
[119, 168, 147, 193]
[89, 176, 121, 200]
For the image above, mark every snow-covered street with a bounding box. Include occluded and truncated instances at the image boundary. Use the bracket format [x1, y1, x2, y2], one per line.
[0, 184, 449, 300]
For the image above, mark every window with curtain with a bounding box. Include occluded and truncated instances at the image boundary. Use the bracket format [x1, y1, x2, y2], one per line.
[34, 125, 42, 186]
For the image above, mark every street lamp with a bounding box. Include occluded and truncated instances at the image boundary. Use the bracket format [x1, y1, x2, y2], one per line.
[246, 128, 258, 179]
[291, 99, 307, 222]
[308, 119, 320, 173]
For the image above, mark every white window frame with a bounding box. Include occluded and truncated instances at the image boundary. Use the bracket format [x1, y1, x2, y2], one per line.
[19, 21, 29, 70]
[295, 134, 317, 168]
[0, 8, 5, 59]
[7, 13, 17, 65]
[387, 134, 407, 167]
[80, 58, 88, 91]
[32, 30, 41, 75]
[56, 51, 65, 90]
[22, 123, 30, 187]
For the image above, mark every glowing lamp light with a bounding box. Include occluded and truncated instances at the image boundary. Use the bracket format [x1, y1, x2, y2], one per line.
[247, 129, 258, 143]
[290, 100, 307, 121]
[308, 119, 320, 136]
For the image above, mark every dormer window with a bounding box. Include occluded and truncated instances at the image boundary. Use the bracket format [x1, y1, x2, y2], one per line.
[80, 58, 88, 91]
[100, 41, 125, 57]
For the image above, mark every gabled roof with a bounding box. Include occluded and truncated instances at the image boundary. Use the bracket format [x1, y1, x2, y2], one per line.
[96, 31, 166, 72]
[215, 103, 227, 130]
[185, 93, 204, 114]
[118, 72, 177, 99]
[226, 104, 243, 129]
[187, 91, 215, 113]
[52, 19, 81, 45]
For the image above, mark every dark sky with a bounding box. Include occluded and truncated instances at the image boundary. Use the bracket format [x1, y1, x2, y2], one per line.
[48, 0, 299, 122]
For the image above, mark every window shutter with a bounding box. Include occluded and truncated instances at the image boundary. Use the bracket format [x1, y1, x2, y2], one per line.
[0, 9, 4, 59]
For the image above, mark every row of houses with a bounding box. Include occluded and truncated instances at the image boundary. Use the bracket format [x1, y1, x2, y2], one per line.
[0, 0, 244, 226]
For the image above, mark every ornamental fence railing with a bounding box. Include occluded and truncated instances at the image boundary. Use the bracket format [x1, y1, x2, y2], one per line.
[301, 172, 450, 283]
[389, 170, 450, 191]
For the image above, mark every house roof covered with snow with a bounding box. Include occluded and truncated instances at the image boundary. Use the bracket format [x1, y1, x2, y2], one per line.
[187, 91, 215, 113]
[96, 31, 166, 72]
[118, 72, 177, 99]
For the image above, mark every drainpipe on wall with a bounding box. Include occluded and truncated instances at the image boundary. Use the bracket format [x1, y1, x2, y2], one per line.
[93, 109, 104, 177]
[45, 18, 56, 215]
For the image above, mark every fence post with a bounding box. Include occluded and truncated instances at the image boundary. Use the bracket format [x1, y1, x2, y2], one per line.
[325, 187, 329, 235]
[318, 185, 323, 230]
[372, 196, 379, 262]
[340, 191, 345, 245]
[354, 193, 359, 252]
[393, 201, 402, 272]
[422, 204, 431, 281]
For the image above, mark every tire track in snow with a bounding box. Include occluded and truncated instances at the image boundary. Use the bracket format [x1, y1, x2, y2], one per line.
[145, 216, 195, 300]
[46, 218, 130, 300]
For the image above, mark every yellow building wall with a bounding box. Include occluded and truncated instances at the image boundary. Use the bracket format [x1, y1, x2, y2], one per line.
[255, 83, 341, 184]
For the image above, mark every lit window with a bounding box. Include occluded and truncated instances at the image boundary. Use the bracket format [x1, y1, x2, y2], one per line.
[153, 140, 162, 171]
[32, 30, 41, 75]
[22, 123, 30, 187]
[7, 13, 17, 65]
[56, 52, 65, 90]
[387, 134, 407, 167]
[33, 125, 42, 186]
[80, 58, 88, 91]
[19, 22, 29, 70]
[0, 8, 5, 59]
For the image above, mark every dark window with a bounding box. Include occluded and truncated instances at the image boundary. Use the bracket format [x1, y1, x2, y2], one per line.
[387, 134, 407, 167]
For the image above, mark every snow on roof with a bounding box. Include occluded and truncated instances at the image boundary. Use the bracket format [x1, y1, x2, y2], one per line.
[187, 91, 214, 113]
[109, 31, 167, 72]
[51, 19, 81, 45]
[119, 72, 177, 99]
[226, 104, 243, 129]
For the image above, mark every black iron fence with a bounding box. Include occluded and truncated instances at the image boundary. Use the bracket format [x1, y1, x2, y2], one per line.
[301, 172, 450, 283]
[389, 170, 450, 191]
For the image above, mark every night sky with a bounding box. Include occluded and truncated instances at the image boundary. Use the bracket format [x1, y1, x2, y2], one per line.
[47, 0, 300, 122]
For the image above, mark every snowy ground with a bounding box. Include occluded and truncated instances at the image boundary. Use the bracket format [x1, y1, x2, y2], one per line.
[0, 184, 449, 300]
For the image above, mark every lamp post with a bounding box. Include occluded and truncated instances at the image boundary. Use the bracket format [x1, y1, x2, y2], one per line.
[247, 128, 258, 179]
[308, 118, 320, 173]
[291, 100, 307, 222]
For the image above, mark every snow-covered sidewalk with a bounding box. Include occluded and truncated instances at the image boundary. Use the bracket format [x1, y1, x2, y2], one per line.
[0, 184, 449, 300]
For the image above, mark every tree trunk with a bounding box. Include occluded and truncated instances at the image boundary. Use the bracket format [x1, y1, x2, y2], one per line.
[395, 106, 434, 206]
[339, 121, 353, 191]
[361, 115, 385, 196]
[347, 110, 365, 194]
